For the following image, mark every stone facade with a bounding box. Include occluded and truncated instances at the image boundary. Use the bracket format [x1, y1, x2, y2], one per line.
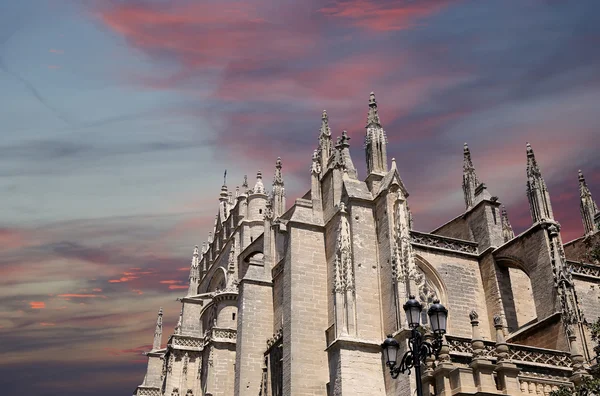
[133, 93, 600, 396]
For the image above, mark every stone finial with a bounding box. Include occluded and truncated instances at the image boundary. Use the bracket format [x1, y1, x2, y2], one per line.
[391, 157, 397, 170]
[242, 174, 249, 190]
[493, 314, 509, 362]
[469, 309, 479, 322]
[579, 169, 599, 236]
[253, 170, 265, 194]
[526, 142, 554, 223]
[501, 206, 515, 242]
[320, 110, 331, 137]
[339, 130, 351, 148]
[339, 202, 347, 213]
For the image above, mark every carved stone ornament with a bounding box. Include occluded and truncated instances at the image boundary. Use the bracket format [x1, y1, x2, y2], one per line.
[493, 314, 503, 328]
[333, 203, 355, 294]
[469, 309, 479, 322]
[182, 352, 189, 375]
[171, 388, 179, 396]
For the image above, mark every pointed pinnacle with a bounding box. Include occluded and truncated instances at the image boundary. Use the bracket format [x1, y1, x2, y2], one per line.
[276, 157, 282, 170]
[578, 169, 585, 183]
[369, 92, 376, 106]
[526, 142, 534, 157]
[322, 109, 328, 120]
[158, 307, 163, 316]
[391, 157, 397, 170]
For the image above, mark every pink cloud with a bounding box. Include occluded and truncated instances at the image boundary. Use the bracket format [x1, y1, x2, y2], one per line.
[40, 322, 56, 326]
[159, 280, 181, 285]
[168, 285, 188, 290]
[57, 294, 107, 299]
[319, 0, 458, 31]
[49, 49, 64, 54]
[30, 301, 46, 309]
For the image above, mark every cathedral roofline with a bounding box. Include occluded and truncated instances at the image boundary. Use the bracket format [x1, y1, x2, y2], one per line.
[430, 197, 502, 236]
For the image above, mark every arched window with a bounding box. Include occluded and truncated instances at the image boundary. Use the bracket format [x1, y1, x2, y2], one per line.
[410, 256, 448, 328]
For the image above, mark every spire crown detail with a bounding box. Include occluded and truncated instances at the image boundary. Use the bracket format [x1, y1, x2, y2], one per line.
[273, 158, 284, 186]
[253, 170, 265, 194]
[366, 92, 381, 127]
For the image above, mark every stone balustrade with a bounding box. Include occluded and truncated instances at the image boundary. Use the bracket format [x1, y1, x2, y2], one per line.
[411, 231, 479, 255]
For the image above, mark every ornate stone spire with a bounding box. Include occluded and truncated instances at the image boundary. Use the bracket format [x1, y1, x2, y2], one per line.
[152, 307, 163, 350]
[219, 175, 229, 221]
[253, 170, 265, 194]
[242, 175, 250, 194]
[526, 143, 554, 223]
[175, 306, 183, 335]
[365, 92, 388, 175]
[188, 245, 200, 296]
[318, 110, 332, 171]
[191, 245, 199, 269]
[501, 206, 515, 242]
[579, 169, 599, 236]
[272, 158, 286, 218]
[462, 143, 480, 210]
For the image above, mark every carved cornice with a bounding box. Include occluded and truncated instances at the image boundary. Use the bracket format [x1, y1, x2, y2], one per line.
[410, 231, 479, 255]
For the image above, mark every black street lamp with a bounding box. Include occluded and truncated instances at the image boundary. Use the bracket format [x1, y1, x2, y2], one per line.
[381, 296, 448, 396]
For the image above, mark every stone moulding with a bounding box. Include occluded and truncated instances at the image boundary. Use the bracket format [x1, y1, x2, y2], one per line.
[446, 335, 572, 370]
[410, 231, 479, 255]
[569, 260, 600, 279]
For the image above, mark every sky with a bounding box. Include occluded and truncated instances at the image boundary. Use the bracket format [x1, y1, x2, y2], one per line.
[1, 0, 599, 394]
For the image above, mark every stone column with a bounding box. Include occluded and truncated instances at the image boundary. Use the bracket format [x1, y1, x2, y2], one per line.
[493, 314, 521, 394]
[468, 310, 497, 394]
[568, 325, 590, 386]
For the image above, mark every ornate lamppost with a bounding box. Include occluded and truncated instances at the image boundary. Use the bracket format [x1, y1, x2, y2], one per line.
[381, 296, 448, 396]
